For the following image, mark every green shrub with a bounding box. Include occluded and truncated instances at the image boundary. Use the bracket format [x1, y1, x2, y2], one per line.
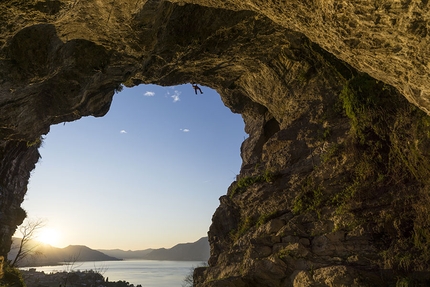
[230, 170, 275, 198]
[333, 73, 430, 273]
[26, 136, 43, 148]
[256, 211, 279, 228]
[292, 177, 324, 217]
[0, 264, 25, 287]
[230, 216, 254, 242]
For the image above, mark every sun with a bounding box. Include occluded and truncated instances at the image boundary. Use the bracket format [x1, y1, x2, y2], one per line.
[37, 228, 60, 246]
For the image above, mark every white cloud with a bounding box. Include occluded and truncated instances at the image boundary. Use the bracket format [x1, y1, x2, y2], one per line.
[120, 130, 127, 134]
[180, 128, 190, 132]
[171, 90, 181, 102]
[171, 95, 180, 102]
[144, 91, 155, 97]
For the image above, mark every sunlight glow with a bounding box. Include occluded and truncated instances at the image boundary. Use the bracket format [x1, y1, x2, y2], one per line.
[37, 228, 60, 246]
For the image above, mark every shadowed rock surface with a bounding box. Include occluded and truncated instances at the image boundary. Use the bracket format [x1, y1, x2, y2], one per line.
[1, 0, 430, 286]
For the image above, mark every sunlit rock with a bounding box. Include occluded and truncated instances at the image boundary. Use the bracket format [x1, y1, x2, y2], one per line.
[1, 0, 430, 286]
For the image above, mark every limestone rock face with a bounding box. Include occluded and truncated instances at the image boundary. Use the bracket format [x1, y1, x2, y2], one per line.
[1, 1, 430, 286]
[175, 0, 430, 115]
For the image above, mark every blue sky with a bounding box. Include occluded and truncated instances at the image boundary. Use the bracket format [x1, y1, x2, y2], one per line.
[20, 84, 246, 250]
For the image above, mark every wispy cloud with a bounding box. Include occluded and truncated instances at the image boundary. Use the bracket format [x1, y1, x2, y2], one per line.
[144, 91, 155, 97]
[180, 128, 190, 132]
[171, 90, 181, 102]
[120, 130, 127, 134]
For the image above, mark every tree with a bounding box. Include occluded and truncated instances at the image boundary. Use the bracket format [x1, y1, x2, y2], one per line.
[63, 252, 82, 287]
[182, 262, 208, 287]
[182, 268, 193, 287]
[10, 218, 45, 267]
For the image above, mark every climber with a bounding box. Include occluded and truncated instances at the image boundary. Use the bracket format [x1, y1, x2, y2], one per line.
[192, 83, 203, 94]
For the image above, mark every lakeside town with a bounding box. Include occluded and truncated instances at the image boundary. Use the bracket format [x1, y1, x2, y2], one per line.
[21, 269, 141, 287]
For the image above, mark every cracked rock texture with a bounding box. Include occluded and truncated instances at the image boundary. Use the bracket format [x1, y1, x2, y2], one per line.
[1, 0, 430, 286]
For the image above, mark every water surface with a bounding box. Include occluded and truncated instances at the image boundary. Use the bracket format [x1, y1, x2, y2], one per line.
[22, 260, 204, 286]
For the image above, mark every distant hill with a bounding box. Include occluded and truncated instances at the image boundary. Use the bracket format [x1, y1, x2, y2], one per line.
[99, 237, 210, 261]
[96, 248, 153, 260]
[8, 238, 121, 267]
[143, 237, 209, 261]
[8, 237, 209, 266]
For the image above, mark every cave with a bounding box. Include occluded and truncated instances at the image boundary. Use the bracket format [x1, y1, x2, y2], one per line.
[2, 0, 430, 286]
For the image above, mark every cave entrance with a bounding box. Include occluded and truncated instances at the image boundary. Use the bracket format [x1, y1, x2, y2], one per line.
[20, 84, 246, 252]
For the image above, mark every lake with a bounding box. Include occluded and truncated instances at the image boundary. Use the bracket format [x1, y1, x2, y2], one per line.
[21, 260, 205, 286]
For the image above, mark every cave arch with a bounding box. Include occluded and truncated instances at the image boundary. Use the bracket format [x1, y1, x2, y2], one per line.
[2, 0, 430, 286]
[22, 83, 246, 251]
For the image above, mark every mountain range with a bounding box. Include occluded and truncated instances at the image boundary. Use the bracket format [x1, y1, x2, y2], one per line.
[99, 237, 209, 261]
[8, 237, 209, 267]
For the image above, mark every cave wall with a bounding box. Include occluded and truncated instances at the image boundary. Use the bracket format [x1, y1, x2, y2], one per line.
[1, 0, 430, 286]
[173, 0, 430, 115]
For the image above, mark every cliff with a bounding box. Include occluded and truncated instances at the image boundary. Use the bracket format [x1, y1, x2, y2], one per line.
[1, 0, 430, 286]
